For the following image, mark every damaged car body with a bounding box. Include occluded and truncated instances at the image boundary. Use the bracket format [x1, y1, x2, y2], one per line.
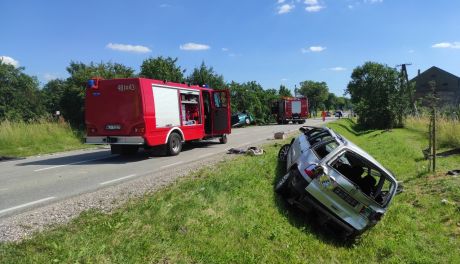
[276, 126, 399, 239]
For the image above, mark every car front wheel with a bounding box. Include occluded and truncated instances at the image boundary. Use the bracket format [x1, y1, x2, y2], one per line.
[275, 170, 292, 196]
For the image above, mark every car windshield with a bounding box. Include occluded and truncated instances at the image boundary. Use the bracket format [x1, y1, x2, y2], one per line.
[330, 151, 394, 206]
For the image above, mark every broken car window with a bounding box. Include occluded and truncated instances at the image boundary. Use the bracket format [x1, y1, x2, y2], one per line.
[330, 151, 394, 206]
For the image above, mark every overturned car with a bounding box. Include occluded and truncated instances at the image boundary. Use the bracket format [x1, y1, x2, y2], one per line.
[276, 126, 399, 239]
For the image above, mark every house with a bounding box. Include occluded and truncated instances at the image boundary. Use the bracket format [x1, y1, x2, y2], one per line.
[410, 66, 460, 106]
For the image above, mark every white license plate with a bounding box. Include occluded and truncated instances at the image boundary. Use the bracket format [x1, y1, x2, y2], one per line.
[105, 124, 121, 130]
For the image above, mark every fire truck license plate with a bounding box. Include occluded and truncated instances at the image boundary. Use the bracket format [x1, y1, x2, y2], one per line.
[105, 124, 121, 130]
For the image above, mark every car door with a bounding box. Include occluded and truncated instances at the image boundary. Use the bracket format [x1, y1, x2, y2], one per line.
[210, 90, 231, 135]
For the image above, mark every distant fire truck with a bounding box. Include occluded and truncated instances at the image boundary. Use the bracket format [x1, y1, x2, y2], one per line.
[85, 78, 231, 156]
[272, 97, 309, 124]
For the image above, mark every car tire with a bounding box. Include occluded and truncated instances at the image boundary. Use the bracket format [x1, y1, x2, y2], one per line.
[298, 119, 305, 124]
[275, 170, 292, 196]
[245, 118, 250, 125]
[166, 132, 182, 156]
[278, 144, 290, 163]
[219, 134, 228, 144]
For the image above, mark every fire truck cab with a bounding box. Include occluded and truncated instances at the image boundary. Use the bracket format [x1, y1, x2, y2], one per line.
[85, 78, 231, 156]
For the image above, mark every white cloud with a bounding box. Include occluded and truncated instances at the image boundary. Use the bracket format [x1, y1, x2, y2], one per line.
[432, 42, 460, 49]
[159, 4, 171, 8]
[0, 56, 19, 67]
[303, 0, 324, 12]
[278, 4, 295, 14]
[308, 46, 326, 52]
[106, 43, 151, 53]
[365, 0, 383, 3]
[304, 0, 318, 5]
[348, 4, 354, 9]
[44, 73, 59, 81]
[305, 5, 324, 12]
[179, 42, 210, 51]
[221, 47, 229, 52]
[277, 0, 286, 3]
[330, 67, 347, 71]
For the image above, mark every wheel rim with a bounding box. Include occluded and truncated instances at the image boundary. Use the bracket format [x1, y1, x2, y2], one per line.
[278, 145, 289, 161]
[172, 137, 180, 152]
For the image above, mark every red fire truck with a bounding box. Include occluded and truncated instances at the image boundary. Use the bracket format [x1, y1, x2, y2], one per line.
[272, 97, 309, 124]
[85, 78, 231, 156]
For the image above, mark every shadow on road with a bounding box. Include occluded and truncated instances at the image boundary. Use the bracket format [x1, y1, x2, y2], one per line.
[272, 156, 356, 248]
[16, 140, 222, 167]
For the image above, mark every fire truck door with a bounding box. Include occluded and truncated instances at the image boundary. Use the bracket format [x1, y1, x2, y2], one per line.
[211, 90, 231, 135]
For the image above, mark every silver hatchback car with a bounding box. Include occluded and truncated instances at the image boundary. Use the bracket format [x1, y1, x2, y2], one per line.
[276, 126, 399, 239]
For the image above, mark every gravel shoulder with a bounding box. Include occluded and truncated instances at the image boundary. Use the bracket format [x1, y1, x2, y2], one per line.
[0, 153, 235, 242]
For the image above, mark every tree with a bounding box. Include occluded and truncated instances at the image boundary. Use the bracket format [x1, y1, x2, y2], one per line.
[325, 93, 337, 111]
[346, 61, 411, 129]
[60, 61, 135, 127]
[0, 62, 44, 121]
[228, 81, 278, 124]
[187, 62, 225, 89]
[41, 79, 66, 115]
[297, 80, 329, 111]
[278, 85, 292, 97]
[140, 56, 185, 82]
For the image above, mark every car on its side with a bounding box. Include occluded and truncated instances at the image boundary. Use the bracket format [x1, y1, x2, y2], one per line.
[276, 126, 399, 239]
[231, 111, 255, 127]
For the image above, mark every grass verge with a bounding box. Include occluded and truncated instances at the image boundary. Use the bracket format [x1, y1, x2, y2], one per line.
[0, 120, 90, 157]
[405, 116, 460, 149]
[0, 119, 459, 263]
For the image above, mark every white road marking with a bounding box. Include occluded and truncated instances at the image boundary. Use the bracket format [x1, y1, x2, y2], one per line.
[34, 156, 111, 172]
[198, 152, 216, 159]
[0, 196, 56, 215]
[99, 174, 137, 185]
[161, 161, 184, 169]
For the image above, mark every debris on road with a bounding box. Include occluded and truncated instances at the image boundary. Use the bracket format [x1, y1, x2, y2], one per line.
[274, 132, 286, 140]
[227, 147, 264, 156]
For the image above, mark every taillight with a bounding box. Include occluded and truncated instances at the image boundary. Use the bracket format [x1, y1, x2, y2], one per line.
[304, 164, 324, 179]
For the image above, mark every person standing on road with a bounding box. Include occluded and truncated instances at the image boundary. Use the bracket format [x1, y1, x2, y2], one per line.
[322, 110, 326, 122]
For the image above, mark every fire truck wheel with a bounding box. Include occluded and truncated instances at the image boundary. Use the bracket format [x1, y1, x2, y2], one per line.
[167, 132, 182, 156]
[219, 134, 228, 144]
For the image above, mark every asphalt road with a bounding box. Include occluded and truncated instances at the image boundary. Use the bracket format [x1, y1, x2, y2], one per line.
[0, 118, 332, 219]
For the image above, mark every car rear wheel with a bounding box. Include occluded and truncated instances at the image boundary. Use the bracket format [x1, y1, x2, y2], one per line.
[275, 170, 292, 196]
[167, 132, 182, 156]
[245, 118, 250, 125]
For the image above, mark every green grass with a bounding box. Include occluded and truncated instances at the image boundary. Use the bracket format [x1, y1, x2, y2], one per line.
[405, 116, 460, 149]
[0, 120, 90, 157]
[1, 119, 459, 263]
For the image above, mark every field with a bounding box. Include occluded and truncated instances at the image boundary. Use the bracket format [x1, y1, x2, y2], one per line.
[0, 120, 90, 157]
[0, 119, 459, 263]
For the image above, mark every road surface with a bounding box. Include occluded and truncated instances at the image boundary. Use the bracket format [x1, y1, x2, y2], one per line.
[0, 118, 332, 219]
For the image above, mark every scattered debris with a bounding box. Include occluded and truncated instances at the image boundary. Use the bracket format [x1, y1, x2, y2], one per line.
[441, 198, 455, 205]
[447, 170, 460, 176]
[227, 147, 264, 156]
[274, 132, 286, 140]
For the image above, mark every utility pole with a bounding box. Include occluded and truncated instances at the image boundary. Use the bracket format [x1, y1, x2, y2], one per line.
[428, 80, 438, 173]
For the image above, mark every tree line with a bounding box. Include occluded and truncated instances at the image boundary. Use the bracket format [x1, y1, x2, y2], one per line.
[0, 56, 352, 129]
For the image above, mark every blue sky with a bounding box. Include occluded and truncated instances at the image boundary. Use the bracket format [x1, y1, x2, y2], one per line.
[1, 0, 459, 96]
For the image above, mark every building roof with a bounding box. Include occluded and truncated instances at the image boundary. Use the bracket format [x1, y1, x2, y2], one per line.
[411, 66, 459, 82]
